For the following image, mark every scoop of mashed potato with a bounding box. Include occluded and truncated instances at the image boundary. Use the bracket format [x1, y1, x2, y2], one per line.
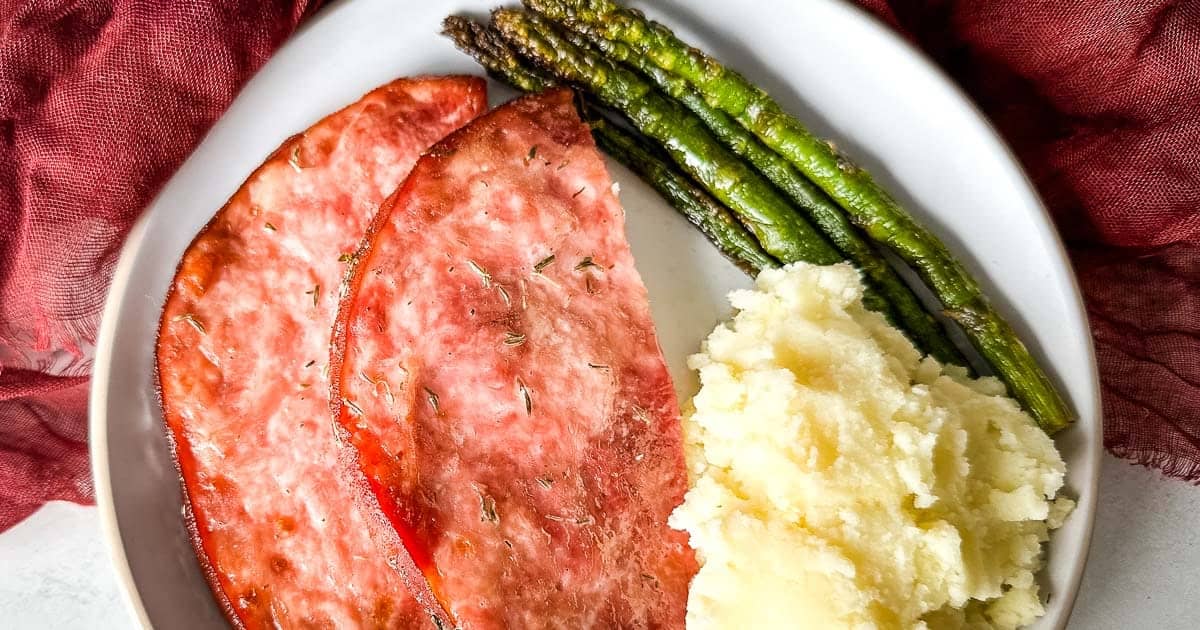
[670, 263, 1073, 630]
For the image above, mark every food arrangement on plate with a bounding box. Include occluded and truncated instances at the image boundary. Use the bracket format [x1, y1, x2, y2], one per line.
[153, 1, 1078, 628]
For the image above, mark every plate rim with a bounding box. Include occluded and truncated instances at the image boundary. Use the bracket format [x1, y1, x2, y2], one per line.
[90, 210, 156, 629]
[89, 0, 1103, 627]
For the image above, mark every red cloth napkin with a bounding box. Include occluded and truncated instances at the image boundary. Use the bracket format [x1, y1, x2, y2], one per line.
[855, 0, 1200, 477]
[1, 0, 1197, 533]
[0, 0, 321, 531]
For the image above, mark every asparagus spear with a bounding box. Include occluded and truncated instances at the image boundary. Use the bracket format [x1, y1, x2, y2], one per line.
[556, 25, 965, 366]
[442, 16, 779, 274]
[590, 116, 780, 274]
[443, 16, 549, 92]
[490, 10, 847, 268]
[494, 11, 967, 332]
[524, 0, 1073, 433]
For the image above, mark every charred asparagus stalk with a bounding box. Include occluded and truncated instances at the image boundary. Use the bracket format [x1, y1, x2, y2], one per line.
[490, 9, 848, 272]
[523, 0, 1073, 433]
[554, 23, 964, 366]
[489, 11, 980, 349]
[590, 116, 780, 274]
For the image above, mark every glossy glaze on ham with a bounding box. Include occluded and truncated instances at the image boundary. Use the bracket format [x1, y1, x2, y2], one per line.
[331, 88, 697, 629]
[156, 76, 487, 629]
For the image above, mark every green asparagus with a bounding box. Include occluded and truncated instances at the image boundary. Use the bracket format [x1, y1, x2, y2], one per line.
[557, 25, 965, 366]
[492, 11, 961, 330]
[525, 0, 1073, 433]
[443, 16, 551, 93]
[442, 16, 779, 274]
[494, 9, 848, 268]
[590, 116, 780, 274]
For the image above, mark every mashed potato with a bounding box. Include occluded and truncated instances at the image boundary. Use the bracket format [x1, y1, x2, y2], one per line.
[670, 263, 1073, 630]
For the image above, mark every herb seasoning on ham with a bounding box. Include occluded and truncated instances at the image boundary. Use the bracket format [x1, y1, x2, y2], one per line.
[156, 76, 487, 629]
[331, 88, 697, 629]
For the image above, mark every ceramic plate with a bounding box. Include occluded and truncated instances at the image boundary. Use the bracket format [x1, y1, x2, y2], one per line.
[90, 0, 1101, 627]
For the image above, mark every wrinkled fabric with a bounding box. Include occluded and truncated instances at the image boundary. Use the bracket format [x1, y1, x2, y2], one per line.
[857, 0, 1200, 478]
[0, 0, 320, 532]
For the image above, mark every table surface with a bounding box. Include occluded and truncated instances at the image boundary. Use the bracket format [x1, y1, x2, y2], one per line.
[1, 452, 1195, 629]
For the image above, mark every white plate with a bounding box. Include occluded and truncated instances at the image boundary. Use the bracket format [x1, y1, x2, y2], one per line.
[90, 0, 1101, 627]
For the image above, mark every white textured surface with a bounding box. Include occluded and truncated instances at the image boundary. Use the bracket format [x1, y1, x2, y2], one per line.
[1071, 457, 1200, 628]
[2, 454, 1194, 628]
[0, 502, 125, 629]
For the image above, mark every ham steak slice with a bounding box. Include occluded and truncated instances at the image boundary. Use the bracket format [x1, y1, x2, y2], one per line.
[156, 76, 487, 629]
[331, 88, 697, 629]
